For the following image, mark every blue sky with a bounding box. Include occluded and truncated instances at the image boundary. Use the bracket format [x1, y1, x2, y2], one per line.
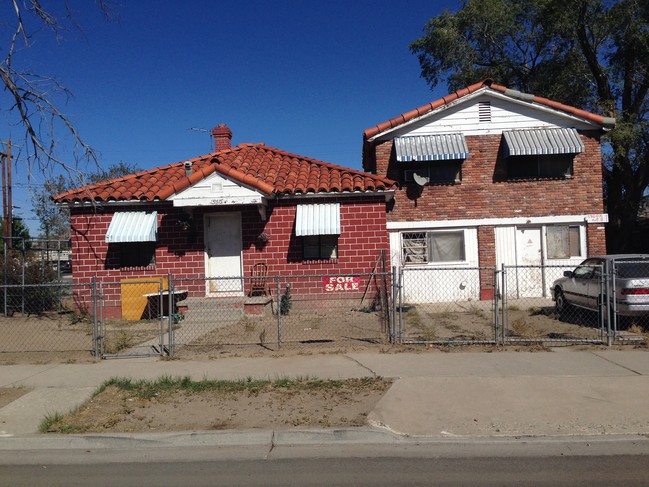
[10, 1, 461, 234]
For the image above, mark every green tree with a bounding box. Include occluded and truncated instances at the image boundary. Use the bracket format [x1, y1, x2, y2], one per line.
[410, 0, 649, 252]
[32, 175, 71, 240]
[32, 162, 141, 239]
[0, 216, 32, 251]
[87, 161, 141, 184]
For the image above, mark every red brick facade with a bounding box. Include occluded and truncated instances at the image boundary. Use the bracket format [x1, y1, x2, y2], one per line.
[70, 197, 390, 317]
[375, 132, 605, 222]
[368, 130, 607, 299]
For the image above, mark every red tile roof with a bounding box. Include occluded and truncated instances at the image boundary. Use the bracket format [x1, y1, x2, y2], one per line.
[53, 143, 397, 205]
[363, 79, 615, 140]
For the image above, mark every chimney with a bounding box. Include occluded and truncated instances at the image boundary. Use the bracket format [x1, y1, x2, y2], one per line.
[212, 124, 232, 151]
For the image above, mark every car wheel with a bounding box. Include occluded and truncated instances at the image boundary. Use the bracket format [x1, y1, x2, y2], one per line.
[555, 288, 569, 315]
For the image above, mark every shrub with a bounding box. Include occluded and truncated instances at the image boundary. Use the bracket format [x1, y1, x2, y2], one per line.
[280, 284, 292, 316]
[0, 254, 63, 315]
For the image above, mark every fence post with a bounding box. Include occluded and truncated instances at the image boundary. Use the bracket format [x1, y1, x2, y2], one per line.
[2, 238, 6, 317]
[276, 276, 282, 349]
[388, 266, 397, 345]
[92, 277, 100, 357]
[20, 245, 25, 314]
[500, 264, 507, 345]
[493, 267, 499, 344]
[398, 267, 404, 343]
[167, 272, 173, 356]
[605, 262, 612, 346]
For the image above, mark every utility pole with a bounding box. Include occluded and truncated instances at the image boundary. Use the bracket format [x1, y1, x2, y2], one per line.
[1, 138, 12, 247]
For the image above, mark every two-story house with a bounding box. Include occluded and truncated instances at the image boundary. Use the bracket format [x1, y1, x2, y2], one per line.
[362, 79, 614, 302]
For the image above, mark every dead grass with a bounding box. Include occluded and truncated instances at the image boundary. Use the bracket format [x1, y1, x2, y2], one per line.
[509, 317, 536, 338]
[404, 307, 438, 341]
[41, 376, 393, 434]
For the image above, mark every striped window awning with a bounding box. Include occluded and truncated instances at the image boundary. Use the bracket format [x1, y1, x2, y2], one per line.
[394, 134, 469, 162]
[105, 211, 158, 243]
[502, 128, 584, 157]
[295, 203, 340, 236]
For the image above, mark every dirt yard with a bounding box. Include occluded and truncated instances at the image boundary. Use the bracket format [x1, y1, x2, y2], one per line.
[43, 378, 393, 433]
[0, 297, 647, 365]
[0, 387, 30, 408]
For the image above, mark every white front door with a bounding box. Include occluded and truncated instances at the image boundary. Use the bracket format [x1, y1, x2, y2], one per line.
[204, 212, 243, 296]
[516, 227, 544, 297]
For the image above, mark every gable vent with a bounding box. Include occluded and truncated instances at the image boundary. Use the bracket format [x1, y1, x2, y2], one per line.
[478, 101, 491, 122]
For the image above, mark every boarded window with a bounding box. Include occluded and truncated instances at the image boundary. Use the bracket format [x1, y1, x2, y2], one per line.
[547, 226, 581, 259]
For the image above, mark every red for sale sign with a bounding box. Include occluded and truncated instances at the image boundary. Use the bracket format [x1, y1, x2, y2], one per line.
[322, 276, 360, 292]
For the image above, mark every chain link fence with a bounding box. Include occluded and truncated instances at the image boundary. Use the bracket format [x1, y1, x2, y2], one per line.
[1, 262, 647, 361]
[167, 272, 390, 356]
[397, 266, 497, 344]
[501, 264, 607, 344]
[0, 281, 94, 361]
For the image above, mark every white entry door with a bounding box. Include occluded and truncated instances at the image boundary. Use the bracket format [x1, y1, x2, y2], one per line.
[516, 227, 544, 297]
[204, 212, 243, 296]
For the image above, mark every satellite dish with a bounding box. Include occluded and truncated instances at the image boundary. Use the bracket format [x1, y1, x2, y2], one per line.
[413, 172, 430, 186]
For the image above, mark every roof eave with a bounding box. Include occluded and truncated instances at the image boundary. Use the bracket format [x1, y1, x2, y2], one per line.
[364, 82, 615, 143]
[275, 189, 395, 201]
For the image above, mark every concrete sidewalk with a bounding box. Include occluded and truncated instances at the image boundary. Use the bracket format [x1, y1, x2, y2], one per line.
[0, 350, 648, 440]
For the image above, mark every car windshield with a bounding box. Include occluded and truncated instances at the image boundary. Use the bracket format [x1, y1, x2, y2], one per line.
[615, 261, 649, 278]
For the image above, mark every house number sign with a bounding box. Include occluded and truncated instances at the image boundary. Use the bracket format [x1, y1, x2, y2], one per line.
[323, 276, 360, 292]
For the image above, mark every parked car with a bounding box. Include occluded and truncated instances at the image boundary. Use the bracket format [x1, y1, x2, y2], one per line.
[53, 259, 72, 274]
[552, 254, 649, 317]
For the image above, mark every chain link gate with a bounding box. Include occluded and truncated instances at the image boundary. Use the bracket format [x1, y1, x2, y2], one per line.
[95, 277, 171, 358]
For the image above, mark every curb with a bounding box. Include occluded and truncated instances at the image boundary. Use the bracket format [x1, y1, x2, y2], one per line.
[0, 428, 648, 452]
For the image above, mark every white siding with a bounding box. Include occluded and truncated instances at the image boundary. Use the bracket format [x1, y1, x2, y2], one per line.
[392, 227, 481, 303]
[385, 92, 595, 139]
[171, 172, 264, 206]
[495, 224, 587, 299]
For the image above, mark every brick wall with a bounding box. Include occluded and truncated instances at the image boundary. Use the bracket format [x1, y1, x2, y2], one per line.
[477, 226, 496, 299]
[70, 197, 390, 317]
[241, 197, 390, 297]
[374, 132, 605, 222]
[370, 131, 607, 298]
[586, 223, 607, 256]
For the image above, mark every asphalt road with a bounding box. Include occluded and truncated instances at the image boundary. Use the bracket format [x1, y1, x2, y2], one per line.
[1, 439, 649, 487]
[2, 454, 648, 486]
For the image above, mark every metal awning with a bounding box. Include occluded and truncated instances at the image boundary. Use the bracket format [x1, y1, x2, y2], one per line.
[394, 134, 469, 162]
[105, 211, 158, 243]
[295, 203, 340, 236]
[502, 128, 584, 157]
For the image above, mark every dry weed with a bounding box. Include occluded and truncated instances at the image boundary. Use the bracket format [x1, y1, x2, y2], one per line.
[509, 317, 535, 338]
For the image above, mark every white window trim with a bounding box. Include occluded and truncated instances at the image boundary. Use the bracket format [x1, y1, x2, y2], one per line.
[542, 223, 586, 261]
[401, 229, 468, 266]
[387, 213, 607, 230]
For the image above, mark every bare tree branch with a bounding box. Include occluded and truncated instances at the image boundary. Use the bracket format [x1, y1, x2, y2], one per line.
[0, 1, 113, 183]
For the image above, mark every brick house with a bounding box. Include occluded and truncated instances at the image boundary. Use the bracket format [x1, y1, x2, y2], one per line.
[362, 79, 614, 302]
[54, 125, 395, 318]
